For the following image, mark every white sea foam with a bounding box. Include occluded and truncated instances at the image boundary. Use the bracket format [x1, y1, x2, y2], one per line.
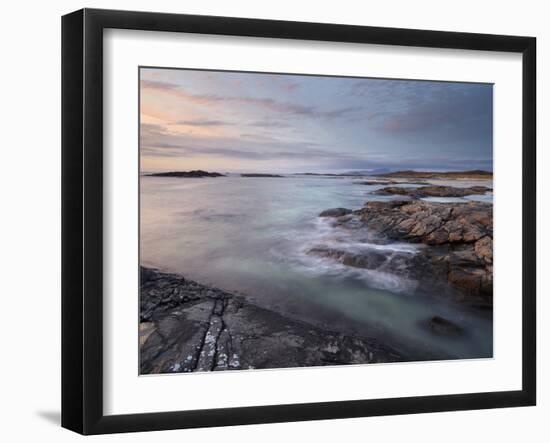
[277, 214, 422, 294]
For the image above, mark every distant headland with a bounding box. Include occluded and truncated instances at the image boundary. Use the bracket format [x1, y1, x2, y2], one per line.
[376, 170, 492, 179]
[147, 170, 225, 178]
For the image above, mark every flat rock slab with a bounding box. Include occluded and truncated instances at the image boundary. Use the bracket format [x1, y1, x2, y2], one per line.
[140, 267, 404, 374]
[319, 208, 353, 217]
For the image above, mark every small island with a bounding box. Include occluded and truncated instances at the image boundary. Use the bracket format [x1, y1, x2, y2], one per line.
[148, 170, 225, 178]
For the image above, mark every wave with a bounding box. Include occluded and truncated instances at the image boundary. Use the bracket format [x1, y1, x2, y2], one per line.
[270, 216, 422, 294]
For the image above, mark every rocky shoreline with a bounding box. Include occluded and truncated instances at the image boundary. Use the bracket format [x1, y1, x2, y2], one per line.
[140, 267, 404, 374]
[373, 185, 491, 198]
[310, 198, 493, 307]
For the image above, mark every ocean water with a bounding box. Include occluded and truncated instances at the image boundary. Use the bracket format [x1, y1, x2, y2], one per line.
[140, 175, 493, 361]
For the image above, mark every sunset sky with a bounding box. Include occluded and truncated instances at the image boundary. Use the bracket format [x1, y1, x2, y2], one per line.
[140, 67, 493, 173]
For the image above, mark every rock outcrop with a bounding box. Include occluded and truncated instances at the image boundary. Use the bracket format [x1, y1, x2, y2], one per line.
[355, 180, 429, 186]
[140, 267, 403, 374]
[376, 170, 493, 179]
[319, 208, 353, 217]
[310, 200, 493, 306]
[356, 200, 492, 247]
[373, 185, 491, 198]
[148, 170, 225, 178]
[426, 316, 464, 336]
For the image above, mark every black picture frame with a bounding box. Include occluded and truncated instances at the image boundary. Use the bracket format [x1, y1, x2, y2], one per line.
[62, 8, 536, 435]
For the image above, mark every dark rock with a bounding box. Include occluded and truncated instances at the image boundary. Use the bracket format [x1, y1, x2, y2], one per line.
[148, 170, 225, 178]
[373, 185, 492, 198]
[140, 266, 160, 285]
[307, 247, 388, 270]
[356, 180, 431, 186]
[427, 316, 464, 336]
[319, 208, 353, 217]
[357, 200, 492, 245]
[139, 267, 404, 374]
[316, 200, 494, 302]
[355, 180, 398, 185]
[376, 170, 493, 179]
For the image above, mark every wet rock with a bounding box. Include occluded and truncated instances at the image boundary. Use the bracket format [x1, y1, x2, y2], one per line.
[336, 201, 493, 301]
[427, 316, 464, 336]
[139, 266, 202, 322]
[474, 236, 493, 263]
[307, 247, 388, 270]
[373, 185, 492, 199]
[319, 208, 353, 217]
[355, 180, 398, 185]
[140, 266, 160, 285]
[140, 267, 404, 374]
[139, 322, 156, 346]
[448, 268, 482, 293]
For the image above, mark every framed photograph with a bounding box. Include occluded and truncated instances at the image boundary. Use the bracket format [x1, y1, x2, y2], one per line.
[62, 8, 536, 435]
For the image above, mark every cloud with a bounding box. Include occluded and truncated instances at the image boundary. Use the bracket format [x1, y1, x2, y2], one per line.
[169, 119, 232, 127]
[140, 79, 180, 91]
[140, 120, 492, 172]
[140, 72, 493, 172]
[249, 120, 291, 128]
[282, 81, 299, 91]
[355, 82, 493, 144]
[322, 155, 493, 172]
[140, 123, 167, 137]
[141, 122, 339, 162]
[141, 79, 362, 120]
[142, 140, 337, 162]
[375, 96, 490, 135]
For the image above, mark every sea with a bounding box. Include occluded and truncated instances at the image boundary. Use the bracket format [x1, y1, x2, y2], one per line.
[140, 174, 493, 361]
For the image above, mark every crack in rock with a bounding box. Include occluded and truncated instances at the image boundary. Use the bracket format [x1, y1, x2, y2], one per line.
[194, 298, 229, 371]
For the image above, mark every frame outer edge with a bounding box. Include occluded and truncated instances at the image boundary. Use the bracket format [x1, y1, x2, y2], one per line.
[61, 9, 85, 435]
[521, 37, 537, 405]
[82, 7, 106, 434]
[61, 8, 537, 435]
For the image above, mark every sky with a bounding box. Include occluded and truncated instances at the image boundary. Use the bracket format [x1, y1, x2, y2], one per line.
[140, 67, 493, 173]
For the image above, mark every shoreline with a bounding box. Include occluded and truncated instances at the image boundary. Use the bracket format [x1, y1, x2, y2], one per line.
[140, 266, 415, 374]
[312, 198, 493, 308]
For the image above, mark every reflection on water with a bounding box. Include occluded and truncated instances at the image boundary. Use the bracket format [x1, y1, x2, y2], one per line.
[140, 175, 493, 360]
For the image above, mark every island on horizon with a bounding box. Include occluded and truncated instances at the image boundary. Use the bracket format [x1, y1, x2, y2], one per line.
[146, 169, 493, 179]
[147, 170, 225, 178]
[375, 170, 493, 179]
